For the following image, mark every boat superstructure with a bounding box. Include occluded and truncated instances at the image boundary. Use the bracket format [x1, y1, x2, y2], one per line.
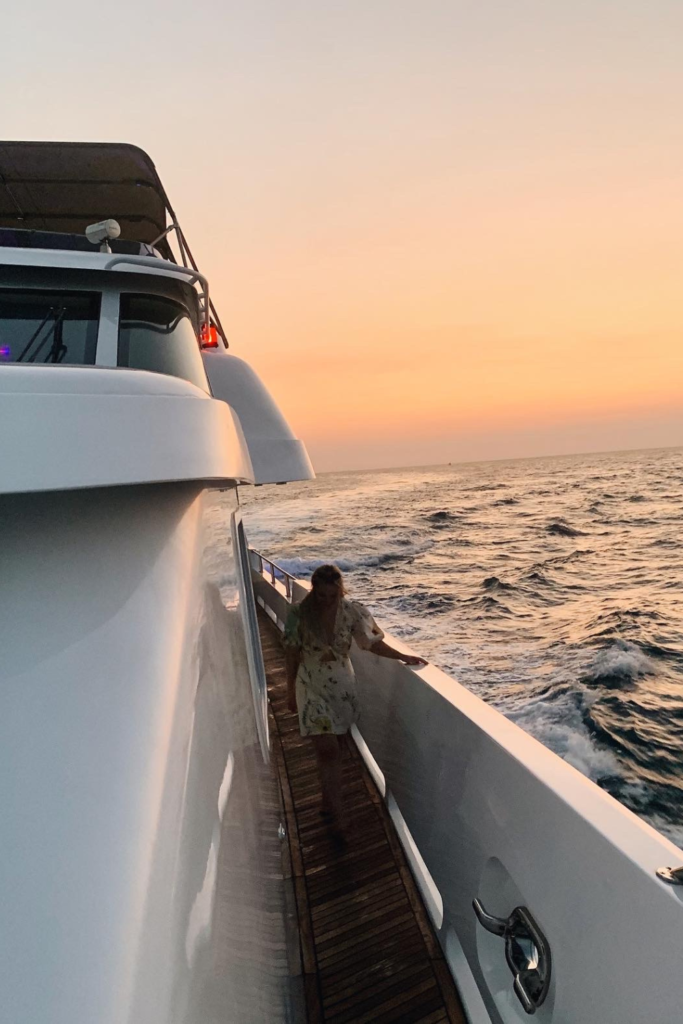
[1, 141, 683, 1024]
[0, 141, 312, 1024]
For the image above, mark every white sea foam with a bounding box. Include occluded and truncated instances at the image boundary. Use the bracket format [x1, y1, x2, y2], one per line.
[505, 696, 622, 780]
[274, 545, 430, 578]
[583, 642, 656, 683]
[242, 501, 326, 550]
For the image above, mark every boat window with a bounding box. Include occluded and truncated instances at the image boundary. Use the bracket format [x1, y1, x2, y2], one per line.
[118, 294, 209, 392]
[232, 513, 270, 762]
[0, 289, 99, 364]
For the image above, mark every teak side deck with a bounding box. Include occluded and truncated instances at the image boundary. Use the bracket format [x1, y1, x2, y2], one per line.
[258, 610, 466, 1024]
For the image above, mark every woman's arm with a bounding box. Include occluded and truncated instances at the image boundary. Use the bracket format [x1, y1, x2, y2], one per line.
[285, 649, 301, 712]
[370, 639, 427, 667]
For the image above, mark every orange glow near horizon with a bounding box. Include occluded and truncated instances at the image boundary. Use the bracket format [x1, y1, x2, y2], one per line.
[3, 1, 683, 470]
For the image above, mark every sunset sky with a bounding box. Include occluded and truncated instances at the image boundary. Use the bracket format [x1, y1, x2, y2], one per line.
[3, 0, 683, 470]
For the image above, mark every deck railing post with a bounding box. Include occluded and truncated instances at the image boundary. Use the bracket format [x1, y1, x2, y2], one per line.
[251, 548, 297, 598]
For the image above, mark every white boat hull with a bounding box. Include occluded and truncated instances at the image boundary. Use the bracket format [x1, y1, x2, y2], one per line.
[0, 485, 302, 1023]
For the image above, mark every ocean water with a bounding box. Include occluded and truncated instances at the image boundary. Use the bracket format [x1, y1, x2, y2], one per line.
[235, 447, 683, 846]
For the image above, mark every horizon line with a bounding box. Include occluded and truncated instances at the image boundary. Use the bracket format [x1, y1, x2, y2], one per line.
[313, 441, 683, 477]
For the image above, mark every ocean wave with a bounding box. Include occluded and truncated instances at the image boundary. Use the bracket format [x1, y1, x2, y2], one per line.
[519, 569, 556, 588]
[541, 548, 593, 567]
[464, 483, 509, 492]
[577, 609, 665, 646]
[492, 497, 519, 506]
[546, 518, 586, 537]
[581, 641, 656, 686]
[481, 596, 514, 615]
[274, 545, 428, 578]
[391, 592, 457, 616]
[424, 510, 459, 525]
[616, 516, 659, 527]
[482, 575, 516, 592]
[639, 640, 683, 662]
[506, 693, 622, 780]
[492, 679, 683, 845]
[524, 551, 593, 584]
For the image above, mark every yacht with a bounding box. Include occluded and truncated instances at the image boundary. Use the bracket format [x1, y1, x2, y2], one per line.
[1, 141, 681, 1024]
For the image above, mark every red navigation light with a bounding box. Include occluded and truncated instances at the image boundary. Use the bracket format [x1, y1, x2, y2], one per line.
[200, 323, 220, 349]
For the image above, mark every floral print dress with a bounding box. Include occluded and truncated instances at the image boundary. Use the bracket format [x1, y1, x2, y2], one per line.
[283, 598, 384, 736]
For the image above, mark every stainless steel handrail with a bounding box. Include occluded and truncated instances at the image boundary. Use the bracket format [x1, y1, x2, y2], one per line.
[250, 547, 296, 601]
[104, 254, 211, 334]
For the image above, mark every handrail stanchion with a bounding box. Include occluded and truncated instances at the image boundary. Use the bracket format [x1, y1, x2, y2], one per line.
[250, 547, 298, 601]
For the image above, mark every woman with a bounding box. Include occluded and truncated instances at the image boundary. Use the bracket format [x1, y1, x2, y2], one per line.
[283, 564, 427, 836]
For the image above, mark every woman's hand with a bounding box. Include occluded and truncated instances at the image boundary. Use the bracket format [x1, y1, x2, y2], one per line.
[371, 639, 428, 666]
[401, 654, 428, 667]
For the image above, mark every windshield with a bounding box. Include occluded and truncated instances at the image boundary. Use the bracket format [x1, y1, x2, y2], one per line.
[118, 294, 209, 392]
[0, 289, 100, 364]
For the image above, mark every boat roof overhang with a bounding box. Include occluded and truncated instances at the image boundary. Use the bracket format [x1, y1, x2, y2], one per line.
[0, 364, 255, 493]
[0, 142, 175, 260]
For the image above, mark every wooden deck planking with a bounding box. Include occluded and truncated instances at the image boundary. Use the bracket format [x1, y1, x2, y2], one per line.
[258, 610, 466, 1024]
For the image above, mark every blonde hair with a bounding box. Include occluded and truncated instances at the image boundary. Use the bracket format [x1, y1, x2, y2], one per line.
[299, 564, 345, 641]
[310, 564, 345, 591]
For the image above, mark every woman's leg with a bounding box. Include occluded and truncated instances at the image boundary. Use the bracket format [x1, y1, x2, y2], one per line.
[311, 734, 344, 824]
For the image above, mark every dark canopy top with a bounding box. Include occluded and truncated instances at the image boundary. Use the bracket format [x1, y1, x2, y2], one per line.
[0, 142, 175, 260]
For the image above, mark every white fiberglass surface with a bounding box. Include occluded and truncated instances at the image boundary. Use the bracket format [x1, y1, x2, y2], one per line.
[0, 484, 302, 1024]
[351, 643, 683, 1024]
[0, 363, 254, 495]
[202, 352, 315, 485]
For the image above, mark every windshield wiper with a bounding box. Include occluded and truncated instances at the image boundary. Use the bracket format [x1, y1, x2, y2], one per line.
[17, 306, 67, 363]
